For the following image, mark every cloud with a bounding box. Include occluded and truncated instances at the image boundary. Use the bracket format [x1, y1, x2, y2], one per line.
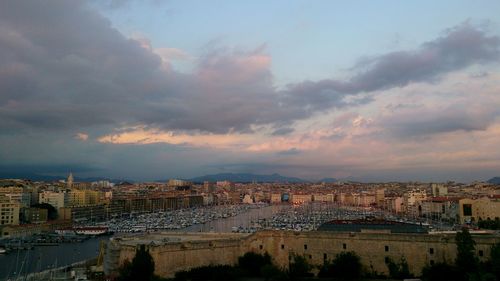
[281, 22, 500, 111]
[75, 133, 89, 141]
[97, 126, 255, 149]
[155, 48, 193, 61]
[379, 105, 498, 138]
[271, 127, 294, 136]
[1, 1, 498, 137]
[276, 148, 301, 156]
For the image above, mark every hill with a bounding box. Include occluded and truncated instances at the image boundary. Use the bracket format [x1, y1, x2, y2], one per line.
[188, 173, 308, 183]
[0, 171, 129, 183]
[318, 177, 338, 183]
[487, 177, 500, 184]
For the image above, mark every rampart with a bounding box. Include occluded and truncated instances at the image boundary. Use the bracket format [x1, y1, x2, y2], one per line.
[103, 230, 500, 278]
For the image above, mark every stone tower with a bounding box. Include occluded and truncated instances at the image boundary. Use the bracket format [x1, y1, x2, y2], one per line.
[67, 172, 74, 188]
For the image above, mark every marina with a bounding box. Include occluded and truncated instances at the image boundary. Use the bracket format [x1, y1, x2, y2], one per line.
[0, 203, 283, 280]
[0, 202, 459, 280]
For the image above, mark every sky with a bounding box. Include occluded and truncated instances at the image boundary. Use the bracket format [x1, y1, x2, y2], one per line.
[1, 0, 500, 182]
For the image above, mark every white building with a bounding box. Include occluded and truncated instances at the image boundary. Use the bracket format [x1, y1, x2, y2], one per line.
[39, 191, 67, 210]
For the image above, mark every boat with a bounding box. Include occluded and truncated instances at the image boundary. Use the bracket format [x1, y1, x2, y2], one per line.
[56, 226, 109, 236]
[74, 226, 109, 235]
[0, 247, 7, 254]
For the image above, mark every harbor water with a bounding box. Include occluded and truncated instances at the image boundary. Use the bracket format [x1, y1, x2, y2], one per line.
[0, 204, 287, 280]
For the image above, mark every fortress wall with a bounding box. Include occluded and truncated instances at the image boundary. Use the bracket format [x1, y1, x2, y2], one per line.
[247, 231, 500, 275]
[105, 231, 500, 278]
[106, 233, 248, 277]
[149, 238, 244, 277]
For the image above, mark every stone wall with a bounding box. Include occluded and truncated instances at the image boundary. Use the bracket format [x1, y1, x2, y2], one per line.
[104, 230, 500, 278]
[247, 231, 500, 275]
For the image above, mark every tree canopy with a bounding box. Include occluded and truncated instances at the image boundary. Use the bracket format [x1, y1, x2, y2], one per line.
[117, 245, 157, 281]
[455, 227, 479, 279]
[319, 251, 362, 281]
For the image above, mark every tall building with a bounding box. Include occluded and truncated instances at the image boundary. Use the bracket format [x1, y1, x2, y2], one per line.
[459, 197, 500, 223]
[67, 172, 74, 188]
[39, 191, 67, 210]
[0, 195, 20, 226]
[431, 183, 448, 197]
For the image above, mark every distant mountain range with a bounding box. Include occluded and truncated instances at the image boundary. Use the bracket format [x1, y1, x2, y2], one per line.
[487, 177, 500, 184]
[0, 171, 129, 183]
[188, 173, 310, 183]
[318, 177, 338, 183]
[1, 171, 338, 184]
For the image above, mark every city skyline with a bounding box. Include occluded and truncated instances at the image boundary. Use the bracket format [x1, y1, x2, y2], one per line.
[1, 1, 500, 182]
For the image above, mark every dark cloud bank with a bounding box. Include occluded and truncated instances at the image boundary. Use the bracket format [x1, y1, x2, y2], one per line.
[0, 1, 499, 135]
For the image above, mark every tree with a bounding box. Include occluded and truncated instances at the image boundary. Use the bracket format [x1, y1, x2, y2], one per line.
[319, 251, 362, 281]
[288, 254, 313, 280]
[385, 256, 412, 279]
[261, 264, 287, 281]
[489, 243, 500, 280]
[421, 262, 460, 281]
[174, 265, 240, 281]
[455, 228, 479, 281]
[238, 252, 272, 277]
[117, 245, 156, 281]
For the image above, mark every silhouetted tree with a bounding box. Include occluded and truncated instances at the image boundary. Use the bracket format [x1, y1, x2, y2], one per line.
[489, 242, 500, 280]
[261, 264, 288, 281]
[174, 265, 240, 281]
[319, 251, 362, 281]
[238, 252, 272, 277]
[421, 262, 460, 281]
[455, 228, 479, 281]
[289, 254, 313, 280]
[385, 256, 412, 279]
[117, 245, 156, 281]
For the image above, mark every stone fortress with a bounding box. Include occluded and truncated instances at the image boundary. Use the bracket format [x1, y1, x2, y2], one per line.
[103, 229, 500, 278]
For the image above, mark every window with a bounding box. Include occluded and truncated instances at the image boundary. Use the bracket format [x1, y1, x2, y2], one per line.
[343, 243, 347, 250]
[323, 253, 327, 261]
[430, 260, 435, 265]
[463, 204, 472, 216]
[385, 245, 389, 252]
[304, 244, 308, 250]
[479, 250, 484, 257]
[429, 248, 434, 254]
[281, 244, 285, 249]
[309, 255, 312, 259]
[385, 257, 390, 263]
[259, 245, 263, 250]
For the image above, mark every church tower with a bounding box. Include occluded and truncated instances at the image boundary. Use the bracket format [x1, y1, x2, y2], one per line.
[67, 172, 74, 188]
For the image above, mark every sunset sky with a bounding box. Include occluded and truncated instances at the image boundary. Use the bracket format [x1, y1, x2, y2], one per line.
[1, 1, 500, 182]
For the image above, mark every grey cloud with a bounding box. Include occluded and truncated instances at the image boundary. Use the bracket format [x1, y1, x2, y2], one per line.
[379, 105, 499, 138]
[282, 22, 500, 110]
[0, 1, 499, 136]
[276, 148, 301, 156]
[271, 127, 295, 136]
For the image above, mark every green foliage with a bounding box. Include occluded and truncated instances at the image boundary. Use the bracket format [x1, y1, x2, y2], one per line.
[238, 251, 272, 277]
[288, 254, 313, 280]
[478, 218, 500, 230]
[173, 265, 241, 281]
[489, 243, 500, 281]
[261, 264, 288, 281]
[455, 228, 479, 280]
[421, 262, 460, 281]
[318, 251, 362, 281]
[117, 245, 157, 281]
[385, 256, 412, 279]
[173, 252, 286, 281]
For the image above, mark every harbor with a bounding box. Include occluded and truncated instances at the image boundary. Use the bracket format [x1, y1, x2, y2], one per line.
[0, 202, 459, 280]
[0, 203, 284, 280]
